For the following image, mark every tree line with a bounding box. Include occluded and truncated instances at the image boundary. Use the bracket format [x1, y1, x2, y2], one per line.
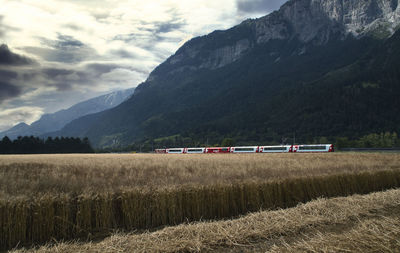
[0, 136, 94, 154]
[99, 132, 400, 153]
[335, 132, 400, 150]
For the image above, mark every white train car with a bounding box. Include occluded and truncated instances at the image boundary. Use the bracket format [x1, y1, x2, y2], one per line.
[230, 146, 259, 153]
[292, 144, 334, 153]
[185, 148, 206, 154]
[166, 148, 186, 154]
[259, 145, 292, 153]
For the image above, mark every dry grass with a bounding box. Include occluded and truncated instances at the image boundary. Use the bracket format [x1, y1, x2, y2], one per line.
[269, 217, 400, 252]
[1, 153, 400, 250]
[1, 153, 400, 199]
[11, 189, 400, 253]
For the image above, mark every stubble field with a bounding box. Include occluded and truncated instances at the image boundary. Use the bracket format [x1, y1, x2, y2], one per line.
[1, 153, 400, 251]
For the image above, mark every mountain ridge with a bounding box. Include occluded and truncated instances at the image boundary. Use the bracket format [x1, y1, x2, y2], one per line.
[53, 0, 400, 148]
[0, 88, 135, 139]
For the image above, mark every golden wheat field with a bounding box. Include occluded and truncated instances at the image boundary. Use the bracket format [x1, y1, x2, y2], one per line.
[1, 153, 400, 251]
[1, 153, 400, 198]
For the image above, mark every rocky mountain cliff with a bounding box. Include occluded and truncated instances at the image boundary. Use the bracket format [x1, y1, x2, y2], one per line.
[54, 0, 400, 148]
[148, 0, 399, 80]
[0, 88, 135, 139]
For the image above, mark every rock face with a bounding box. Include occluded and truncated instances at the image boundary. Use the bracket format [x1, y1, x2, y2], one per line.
[148, 0, 399, 81]
[279, 0, 400, 39]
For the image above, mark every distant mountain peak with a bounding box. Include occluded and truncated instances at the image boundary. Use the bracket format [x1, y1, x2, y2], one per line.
[0, 88, 135, 139]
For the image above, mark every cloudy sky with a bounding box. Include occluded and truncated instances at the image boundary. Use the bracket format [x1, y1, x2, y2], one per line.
[0, 0, 288, 132]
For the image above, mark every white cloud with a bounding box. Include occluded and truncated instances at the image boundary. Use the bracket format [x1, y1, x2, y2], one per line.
[2, 0, 244, 66]
[98, 68, 145, 91]
[0, 106, 43, 131]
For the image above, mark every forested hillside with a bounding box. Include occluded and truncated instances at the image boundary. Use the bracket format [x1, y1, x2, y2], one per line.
[53, 0, 400, 148]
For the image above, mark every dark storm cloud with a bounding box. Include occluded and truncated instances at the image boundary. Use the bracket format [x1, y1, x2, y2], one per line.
[0, 42, 92, 95]
[0, 47, 28, 103]
[0, 44, 35, 65]
[155, 21, 186, 34]
[24, 34, 97, 63]
[43, 68, 74, 77]
[135, 7, 185, 34]
[236, 0, 289, 14]
[52, 82, 73, 91]
[0, 81, 22, 103]
[113, 23, 182, 61]
[112, 49, 136, 59]
[1, 62, 137, 96]
[1, 64, 91, 94]
[86, 63, 120, 74]
[114, 14, 185, 45]
[0, 65, 77, 93]
[54, 35, 84, 48]
[0, 69, 18, 81]
[22, 72, 39, 82]
[41, 67, 90, 90]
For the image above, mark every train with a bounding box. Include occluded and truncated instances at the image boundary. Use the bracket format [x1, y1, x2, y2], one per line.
[155, 144, 334, 154]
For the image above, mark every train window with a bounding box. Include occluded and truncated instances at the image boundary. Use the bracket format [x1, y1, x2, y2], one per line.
[263, 147, 287, 151]
[298, 146, 326, 150]
[221, 148, 228, 151]
[234, 148, 255, 152]
[187, 149, 203, 152]
[168, 149, 183, 152]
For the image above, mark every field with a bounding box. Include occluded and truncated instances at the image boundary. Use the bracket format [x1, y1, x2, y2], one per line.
[2, 153, 400, 198]
[1, 153, 400, 251]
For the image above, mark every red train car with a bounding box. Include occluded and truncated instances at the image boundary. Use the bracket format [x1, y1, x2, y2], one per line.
[205, 147, 231, 153]
[155, 149, 167, 153]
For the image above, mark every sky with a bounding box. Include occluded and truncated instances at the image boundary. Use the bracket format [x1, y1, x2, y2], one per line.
[0, 0, 288, 132]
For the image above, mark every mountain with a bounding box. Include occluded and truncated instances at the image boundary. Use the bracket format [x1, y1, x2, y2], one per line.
[55, 0, 400, 148]
[0, 88, 135, 139]
[0, 123, 30, 139]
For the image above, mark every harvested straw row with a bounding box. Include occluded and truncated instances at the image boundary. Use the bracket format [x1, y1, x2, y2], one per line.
[1, 169, 400, 250]
[11, 188, 400, 252]
[269, 217, 400, 253]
